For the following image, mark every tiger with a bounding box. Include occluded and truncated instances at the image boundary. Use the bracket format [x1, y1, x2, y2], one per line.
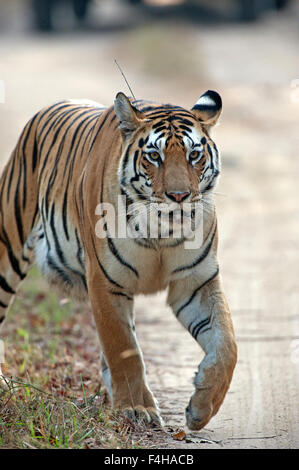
[0, 90, 237, 430]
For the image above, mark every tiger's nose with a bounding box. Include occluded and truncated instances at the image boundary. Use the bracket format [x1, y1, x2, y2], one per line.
[166, 191, 190, 203]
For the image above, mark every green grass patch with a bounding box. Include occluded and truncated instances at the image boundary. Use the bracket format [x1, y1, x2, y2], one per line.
[0, 267, 151, 449]
[0, 377, 143, 449]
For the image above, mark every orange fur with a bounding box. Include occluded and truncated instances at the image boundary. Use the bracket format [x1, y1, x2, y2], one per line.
[0, 92, 237, 429]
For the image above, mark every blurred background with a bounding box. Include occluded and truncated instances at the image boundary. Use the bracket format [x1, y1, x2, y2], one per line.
[0, 0, 299, 448]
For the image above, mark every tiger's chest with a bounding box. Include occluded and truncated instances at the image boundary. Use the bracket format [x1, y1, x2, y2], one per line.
[99, 235, 210, 296]
[35, 209, 214, 299]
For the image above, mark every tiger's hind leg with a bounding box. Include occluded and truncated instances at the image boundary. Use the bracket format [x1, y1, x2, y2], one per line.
[101, 352, 112, 398]
[0, 232, 36, 388]
[0, 113, 40, 388]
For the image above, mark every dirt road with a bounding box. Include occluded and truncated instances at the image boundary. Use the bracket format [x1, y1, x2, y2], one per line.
[0, 0, 299, 448]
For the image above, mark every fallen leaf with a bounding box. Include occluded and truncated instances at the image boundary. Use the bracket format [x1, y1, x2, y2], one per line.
[173, 430, 186, 441]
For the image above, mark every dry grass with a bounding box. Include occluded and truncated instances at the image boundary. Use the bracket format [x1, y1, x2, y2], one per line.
[0, 267, 160, 449]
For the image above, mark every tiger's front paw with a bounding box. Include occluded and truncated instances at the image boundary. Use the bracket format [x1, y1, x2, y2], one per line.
[123, 405, 164, 427]
[114, 383, 164, 427]
[185, 396, 213, 431]
[185, 381, 231, 431]
[186, 352, 237, 430]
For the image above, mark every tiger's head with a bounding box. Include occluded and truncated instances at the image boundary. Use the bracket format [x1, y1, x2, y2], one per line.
[114, 91, 222, 239]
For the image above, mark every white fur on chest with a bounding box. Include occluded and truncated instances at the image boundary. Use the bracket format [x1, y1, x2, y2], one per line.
[102, 235, 217, 296]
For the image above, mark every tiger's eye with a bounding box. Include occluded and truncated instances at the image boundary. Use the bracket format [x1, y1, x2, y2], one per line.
[189, 150, 200, 161]
[148, 151, 160, 161]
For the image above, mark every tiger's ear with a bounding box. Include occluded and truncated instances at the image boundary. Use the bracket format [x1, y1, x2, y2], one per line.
[191, 90, 222, 127]
[114, 92, 144, 139]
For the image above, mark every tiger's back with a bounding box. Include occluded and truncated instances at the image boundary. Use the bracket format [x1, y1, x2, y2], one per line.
[0, 100, 109, 301]
[33, 100, 108, 298]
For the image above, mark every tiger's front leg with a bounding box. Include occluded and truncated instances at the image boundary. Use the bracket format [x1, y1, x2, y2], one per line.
[86, 261, 162, 426]
[168, 272, 237, 430]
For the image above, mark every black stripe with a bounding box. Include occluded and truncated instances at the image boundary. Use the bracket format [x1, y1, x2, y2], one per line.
[203, 182, 215, 193]
[89, 108, 113, 151]
[169, 112, 195, 120]
[207, 143, 215, 172]
[52, 106, 83, 130]
[146, 105, 183, 115]
[138, 105, 156, 113]
[212, 141, 219, 165]
[154, 125, 168, 134]
[37, 103, 76, 136]
[1, 227, 26, 280]
[121, 143, 133, 178]
[43, 109, 94, 183]
[69, 268, 87, 292]
[100, 152, 139, 278]
[62, 189, 69, 241]
[81, 122, 100, 164]
[152, 120, 167, 129]
[172, 221, 217, 274]
[23, 148, 28, 211]
[133, 238, 155, 249]
[14, 159, 24, 245]
[189, 316, 211, 339]
[60, 112, 101, 239]
[130, 150, 140, 183]
[38, 104, 75, 152]
[90, 236, 123, 289]
[75, 228, 85, 271]
[110, 291, 133, 301]
[0, 300, 8, 309]
[177, 123, 192, 132]
[130, 183, 148, 201]
[12, 112, 39, 194]
[48, 211, 86, 291]
[20, 114, 40, 210]
[32, 134, 38, 173]
[176, 267, 219, 317]
[63, 111, 100, 175]
[41, 201, 50, 250]
[0, 316, 5, 323]
[78, 171, 85, 219]
[31, 202, 39, 230]
[6, 152, 16, 203]
[107, 236, 139, 278]
[0, 275, 15, 294]
[47, 255, 73, 287]
[38, 108, 84, 181]
[50, 203, 66, 265]
[21, 253, 31, 264]
[193, 104, 217, 112]
[44, 167, 57, 220]
[177, 117, 194, 126]
[37, 102, 71, 135]
[109, 113, 118, 124]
